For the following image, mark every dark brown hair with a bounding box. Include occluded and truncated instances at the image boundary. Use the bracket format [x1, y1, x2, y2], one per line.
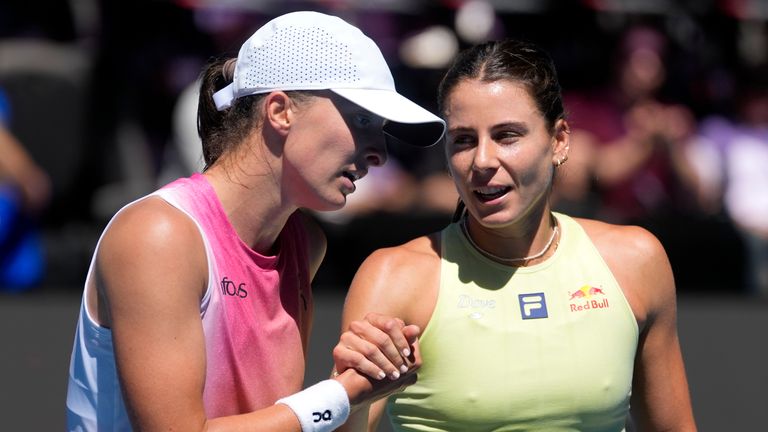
[438, 39, 565, 132]
[197, 57, 314, 170]
[438, 40, 567, 222]
[197, 57, 263, 169]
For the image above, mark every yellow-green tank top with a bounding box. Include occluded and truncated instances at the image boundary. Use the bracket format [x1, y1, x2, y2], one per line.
[387, 213, 639, 431]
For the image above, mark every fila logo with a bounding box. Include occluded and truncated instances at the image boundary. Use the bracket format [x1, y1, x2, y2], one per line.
[518, 292, 548, 319]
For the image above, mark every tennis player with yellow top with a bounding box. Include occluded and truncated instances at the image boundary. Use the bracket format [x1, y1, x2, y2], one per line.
[335, 39, 696, 431]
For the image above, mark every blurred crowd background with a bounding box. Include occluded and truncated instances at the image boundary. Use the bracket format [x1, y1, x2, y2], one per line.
[1, 0, 767, 297]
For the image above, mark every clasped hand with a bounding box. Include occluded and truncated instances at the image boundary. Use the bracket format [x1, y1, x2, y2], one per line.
[332, 312, 421, 404]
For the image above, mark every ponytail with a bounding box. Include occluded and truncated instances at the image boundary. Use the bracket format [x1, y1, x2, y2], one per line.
[197, 56, 262, 170]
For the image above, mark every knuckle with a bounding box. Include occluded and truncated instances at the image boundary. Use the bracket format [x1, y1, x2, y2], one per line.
[373, 332, 390, 347]
[349, 320, 366, 333]
[382, 319, 398, 332]
[361, 343, 378, 358]
[332, 345, 345, 357]
[338, 332, 353, 345]
[348, 321, 360, 332]
[351, 351, 366, 364]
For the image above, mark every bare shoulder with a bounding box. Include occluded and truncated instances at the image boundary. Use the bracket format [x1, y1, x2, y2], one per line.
[574, 217, 668, 264]
[96, 196, 208, 313]
[355, 234, 441, 295]
[573, 217, 675, 325]
[346, 234, 441, 328]
[101, 196, 204, 263]
[357, 234, 440, 289]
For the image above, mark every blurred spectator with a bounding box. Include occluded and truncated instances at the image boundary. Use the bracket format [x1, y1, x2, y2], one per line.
[562, 24, 700, 224]
[687, 70, 768, 296]
[0, 87, 50, 291]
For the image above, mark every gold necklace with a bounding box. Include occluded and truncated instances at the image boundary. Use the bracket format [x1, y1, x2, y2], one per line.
[460, 213, 559, 265]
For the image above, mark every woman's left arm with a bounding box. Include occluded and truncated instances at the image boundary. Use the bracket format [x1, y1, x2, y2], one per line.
[625, 227, 697, 431]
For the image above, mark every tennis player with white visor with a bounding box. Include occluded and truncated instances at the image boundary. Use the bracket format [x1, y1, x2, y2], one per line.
[66, 11, 443, 432]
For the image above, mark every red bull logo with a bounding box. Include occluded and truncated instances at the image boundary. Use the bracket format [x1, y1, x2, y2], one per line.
[569, 285, 609, 312]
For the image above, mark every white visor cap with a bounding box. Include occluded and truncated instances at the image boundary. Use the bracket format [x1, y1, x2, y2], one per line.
[212, 11, 446, 147]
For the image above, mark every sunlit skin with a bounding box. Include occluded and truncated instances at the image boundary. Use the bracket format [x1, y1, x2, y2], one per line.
[338, 62, 695, 432]
[444, 79, 569, 261]
[202, 91, 388, 255]
[281, 93, 388, 212]
[84, 89, 418, 431]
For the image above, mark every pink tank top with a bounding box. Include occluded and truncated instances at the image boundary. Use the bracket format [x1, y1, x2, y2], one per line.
[156, 174, 312, 415]
[66, 173, 312, 428]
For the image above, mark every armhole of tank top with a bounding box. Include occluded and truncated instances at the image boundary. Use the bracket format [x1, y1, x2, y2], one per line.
[82, 193, 216, 327]
[557, 213, 640, 340]
[153, 192, 216, 315]
[417, 228, 449, 343]
[81, 195, 156, 332]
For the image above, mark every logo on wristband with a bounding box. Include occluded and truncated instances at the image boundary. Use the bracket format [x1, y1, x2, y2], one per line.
[313, 410, 332, 422]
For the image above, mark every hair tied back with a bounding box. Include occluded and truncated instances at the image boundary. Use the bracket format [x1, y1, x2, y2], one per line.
[222, 58, 237, 82]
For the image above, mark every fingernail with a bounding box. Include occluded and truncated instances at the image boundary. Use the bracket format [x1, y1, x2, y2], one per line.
[390, 371, 400, 380]
[400, 365, 408, 374]
[402, 348, 411, 357]
[378, 371, 386, 380]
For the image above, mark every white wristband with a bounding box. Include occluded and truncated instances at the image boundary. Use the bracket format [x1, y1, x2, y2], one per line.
[276, 379, 350, 432]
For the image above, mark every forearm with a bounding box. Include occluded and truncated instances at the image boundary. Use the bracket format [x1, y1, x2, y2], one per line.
[337, 399, 388, 432]
[204, 404, 302, 432]
[336, 388, 389, 432]
[211, 370, 387, 432]
[156, 376, 358, 432]
[335, 410, 371, 432]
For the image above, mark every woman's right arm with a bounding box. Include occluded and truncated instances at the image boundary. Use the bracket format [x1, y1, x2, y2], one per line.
[95, 199, 401, 431]
[335, 236, 441, 431]
[95, 199, 301, 431]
